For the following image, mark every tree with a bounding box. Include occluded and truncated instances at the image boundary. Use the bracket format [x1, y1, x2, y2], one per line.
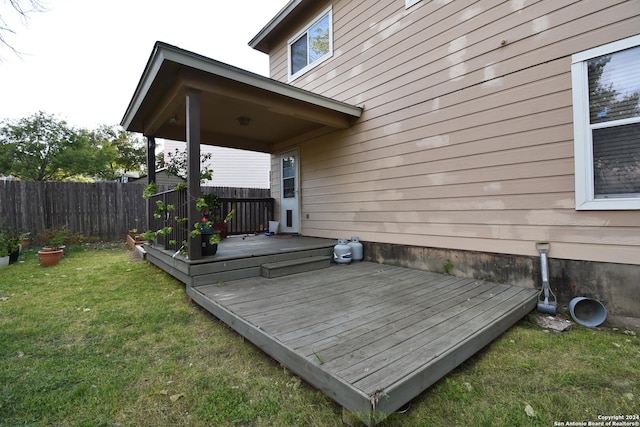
[0, 111, 90, 181]
[0, 0, 46, 59]
[84, 125, 146, 180]
[0, 112, 146, 181]
[161, 147, 213, 182]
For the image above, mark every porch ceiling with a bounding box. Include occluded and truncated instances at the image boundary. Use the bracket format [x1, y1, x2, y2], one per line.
[121, 42, 363, 154]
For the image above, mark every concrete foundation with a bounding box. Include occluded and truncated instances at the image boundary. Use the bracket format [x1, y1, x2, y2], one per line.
[364, 242, 639, 323]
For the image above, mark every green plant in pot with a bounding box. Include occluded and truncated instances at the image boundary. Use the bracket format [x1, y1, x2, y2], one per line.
[199, 193, 227, 239]
[20, 231, 31, 249]
[38, 225, 70, 267]
[0, 227, 22, 264]
[0, 228, 25, 267]
[193, 197, 220, 256]
[7, 231, 21, 264]
[0, 232, 10, 269]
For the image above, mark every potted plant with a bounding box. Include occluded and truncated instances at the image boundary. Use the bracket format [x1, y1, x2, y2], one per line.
[20, 232, 31, 249]
[194, 197, 221, 256]
[199, 193, 226, 239]
[7, 229, 21, 264]
[0, 233, 10, 269]
[38, 226, 69, 267]
[0, 228, 22, 267]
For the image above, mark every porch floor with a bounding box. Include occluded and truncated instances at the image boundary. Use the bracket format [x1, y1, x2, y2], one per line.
[185, 258, 538, 425]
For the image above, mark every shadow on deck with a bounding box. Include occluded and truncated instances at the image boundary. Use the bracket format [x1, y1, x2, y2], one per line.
[144, 235, 538, 426]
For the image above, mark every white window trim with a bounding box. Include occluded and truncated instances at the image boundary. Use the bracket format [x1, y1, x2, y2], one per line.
[288, 6, 333, 82]
[571, 34, 640, 210]
[405, 0, 421, 9]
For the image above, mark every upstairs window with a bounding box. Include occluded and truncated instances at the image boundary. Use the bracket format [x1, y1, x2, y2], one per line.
[572, 35, 640, 210]
[288, 7, 332, 81]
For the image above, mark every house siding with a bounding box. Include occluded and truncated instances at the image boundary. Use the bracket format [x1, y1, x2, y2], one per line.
[164, 141, 270, 189]
[267, 1, 640, 267]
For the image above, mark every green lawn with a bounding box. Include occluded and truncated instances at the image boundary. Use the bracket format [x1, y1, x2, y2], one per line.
[0, 244, 638, 426]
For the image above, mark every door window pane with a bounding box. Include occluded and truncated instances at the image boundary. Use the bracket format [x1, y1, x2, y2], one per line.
[283, 178, 295, 198]
[282, 156, 295, 198]
[282, 156, 295, 178]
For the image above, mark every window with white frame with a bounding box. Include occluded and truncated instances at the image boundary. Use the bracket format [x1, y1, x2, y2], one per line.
[405, 0, 421, 8]
[572, 35, 640, 210]
[288, 7, 332, 81]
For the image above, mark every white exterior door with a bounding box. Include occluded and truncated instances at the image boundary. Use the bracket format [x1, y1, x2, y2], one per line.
[280, 149, 300, 233]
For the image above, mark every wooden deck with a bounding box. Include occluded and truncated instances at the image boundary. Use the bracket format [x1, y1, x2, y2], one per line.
[143, 235, 336, 285]
[186, 259, 538, 425]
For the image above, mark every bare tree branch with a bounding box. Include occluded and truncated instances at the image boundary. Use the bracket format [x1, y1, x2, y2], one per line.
[0, 0, 47, 60]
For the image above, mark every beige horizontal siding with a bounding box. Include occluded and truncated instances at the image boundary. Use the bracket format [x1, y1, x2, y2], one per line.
[295, 0, 634, 100]
[267, 0, 640, 265]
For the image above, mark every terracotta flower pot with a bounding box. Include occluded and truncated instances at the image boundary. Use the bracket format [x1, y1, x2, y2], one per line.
[38, 248, 64, 267]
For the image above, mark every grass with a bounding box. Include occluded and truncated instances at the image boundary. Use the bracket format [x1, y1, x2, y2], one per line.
[0, 244, 638, 426]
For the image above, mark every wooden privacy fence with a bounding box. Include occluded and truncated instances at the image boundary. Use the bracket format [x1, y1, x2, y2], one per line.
[0, 181, 271, 243]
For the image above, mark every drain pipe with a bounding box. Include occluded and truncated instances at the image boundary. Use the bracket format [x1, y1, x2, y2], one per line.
[536, 242, 557, 315]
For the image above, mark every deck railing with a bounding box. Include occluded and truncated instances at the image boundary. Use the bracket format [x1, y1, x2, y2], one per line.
[146, 188, 189, 252]
[219, 197, 275, 236]
[147, 189, 275, 252]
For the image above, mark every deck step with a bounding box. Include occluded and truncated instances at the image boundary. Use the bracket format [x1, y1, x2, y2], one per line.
[261, 255, 331, 278]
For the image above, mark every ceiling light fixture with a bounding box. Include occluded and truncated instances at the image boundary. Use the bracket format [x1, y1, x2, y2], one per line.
[237, 116, 251, 126]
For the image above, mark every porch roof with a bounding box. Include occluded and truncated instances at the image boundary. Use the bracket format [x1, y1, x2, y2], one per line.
[120, 41, 362, 154]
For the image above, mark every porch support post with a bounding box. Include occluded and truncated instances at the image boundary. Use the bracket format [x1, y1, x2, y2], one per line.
[146, 136, 156, 185]
[186, 91, 202, 260]
[146, 135, 156, 232]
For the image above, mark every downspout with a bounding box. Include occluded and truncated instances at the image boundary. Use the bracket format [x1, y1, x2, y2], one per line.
[186, 90, 202, 260]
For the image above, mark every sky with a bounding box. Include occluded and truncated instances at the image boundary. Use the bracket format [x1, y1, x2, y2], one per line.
[0, 0, 289, 130]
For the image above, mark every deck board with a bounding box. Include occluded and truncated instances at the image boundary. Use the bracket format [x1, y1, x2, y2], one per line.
[316, 280, 505, 372]
[187, 261, 537, 426]
[348, 285, 526, 389]
[281, 273, 448, 349]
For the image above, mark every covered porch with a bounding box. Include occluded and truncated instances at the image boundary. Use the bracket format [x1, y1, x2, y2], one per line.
[120, 41, 362, 260]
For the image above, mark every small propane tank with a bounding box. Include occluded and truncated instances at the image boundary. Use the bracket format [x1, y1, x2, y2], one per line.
[348, 236, 363, 261]
[333, 238, 352, 264]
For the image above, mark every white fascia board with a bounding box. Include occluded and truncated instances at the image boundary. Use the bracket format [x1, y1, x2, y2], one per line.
[249, 0, 304, 53]
[120, 44, 167, 130]
[121, 42, 362, 131]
